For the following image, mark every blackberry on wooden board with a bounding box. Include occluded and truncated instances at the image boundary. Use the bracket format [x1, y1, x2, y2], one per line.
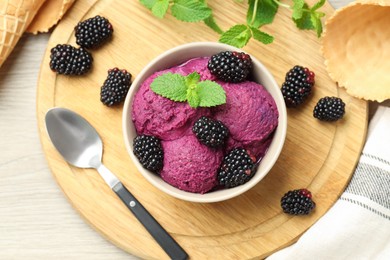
[281, 65, 315, 107]
[75, 15, 113, 49]
[100, 68, 132, 106]
[49, 44, 93, 75]
[281, 189, 316, 215]
[313, 96, 345, 121]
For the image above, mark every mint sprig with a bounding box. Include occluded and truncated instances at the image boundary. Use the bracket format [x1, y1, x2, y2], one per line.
[139, 0, 326, 48]
[290, 0, 326, 37]
[150, 72, 226, 108]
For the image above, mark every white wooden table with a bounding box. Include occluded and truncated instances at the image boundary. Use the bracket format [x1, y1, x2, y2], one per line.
[1, 1, 382, 259]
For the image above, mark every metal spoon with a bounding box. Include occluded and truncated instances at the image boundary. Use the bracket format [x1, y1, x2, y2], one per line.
[45, 107, 188, 260]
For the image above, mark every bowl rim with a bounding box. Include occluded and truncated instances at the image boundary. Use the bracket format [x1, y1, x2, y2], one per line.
[122, 42, 287, 203]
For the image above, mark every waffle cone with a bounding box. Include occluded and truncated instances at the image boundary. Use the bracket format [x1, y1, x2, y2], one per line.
[321, 0, 390, 102]
[0, 0, 46, 68]
[27, 0, 75, 34]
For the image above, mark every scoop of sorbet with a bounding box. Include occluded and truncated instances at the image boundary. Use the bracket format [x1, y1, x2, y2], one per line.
[132, 57, 213, 141]
[213, 81, 278, 158]
[160, 135, 223, 194]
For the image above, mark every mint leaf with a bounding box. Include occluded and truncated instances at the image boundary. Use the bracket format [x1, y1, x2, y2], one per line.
[308, 0, 326, 37]
[197, 80, 226, 107]
[250, 27, 274, 44]
[219, 24, 251, 48]
[311, 0, 326, 11]
[204, 15, 224, 34]
[151, 73, 187, 101]
[185, 72, 200, 86]
[140, 0, 169, 18]
[186, 87, 200, 108]
[151, 0, 169, 18]
[292, 0, 305, 20]
[247, 0, 278, 27]
[293, 3, 314, 30]
[140, 0, 156, 10]
[171, 0, 212, 22]
[310, 12, 324, 37]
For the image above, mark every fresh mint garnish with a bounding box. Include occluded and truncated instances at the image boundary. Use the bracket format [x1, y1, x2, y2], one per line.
[197, 81, 227, 107]
[292, 0, 305, 20]
[203, 15, 224, 34]
[152, 0, 170, 19]
[247, 0, 278, 28]
[139, 0, 155, 10]
[219, 24, 252, 48]
[171, 0, 212, 22]
[150, 73, 187, 101]
[140, 0, 326, 48]
[291, 0, 326, 37]
[150, 72, 226, 108]
[250, 27, 274, 45]
[219, 24, 274, 47]
[140, 0, 169, 18]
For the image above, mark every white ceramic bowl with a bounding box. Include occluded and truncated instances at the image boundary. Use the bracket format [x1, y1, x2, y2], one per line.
[122, 42, 287, 203]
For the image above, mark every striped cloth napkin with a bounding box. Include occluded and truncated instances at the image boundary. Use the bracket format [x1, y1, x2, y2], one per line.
[268, 105, 390, 260]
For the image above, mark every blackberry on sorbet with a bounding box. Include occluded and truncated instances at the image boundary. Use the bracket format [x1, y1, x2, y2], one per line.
[133, 135, 163, 173]
[75, 15, 113, 49]
[192, 116, 229, 148]
[49, 44, 93, 75]
[281, 65, 315, 107]
[207, 51, 252, 83]
[100, 68, 132, 106]
[217, 148, 257, 188]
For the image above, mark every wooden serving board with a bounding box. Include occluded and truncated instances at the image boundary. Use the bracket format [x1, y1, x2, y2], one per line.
[37, 0, 368, 259]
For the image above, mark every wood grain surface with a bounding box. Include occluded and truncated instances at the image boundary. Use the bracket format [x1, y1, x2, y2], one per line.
[36, 0, 368, 259]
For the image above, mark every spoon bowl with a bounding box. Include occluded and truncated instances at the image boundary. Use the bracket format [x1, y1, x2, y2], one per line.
[45, 108, 103, 168]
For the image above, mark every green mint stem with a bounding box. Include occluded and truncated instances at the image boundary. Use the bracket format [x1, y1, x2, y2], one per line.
[272, 0, 291, 9]
[249, 0, 260, 26]
[272, 0, 314, 13]
[302, 8, 313, 13]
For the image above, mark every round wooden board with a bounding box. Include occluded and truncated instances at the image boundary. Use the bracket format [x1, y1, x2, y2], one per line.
[37, 0, 368, 259]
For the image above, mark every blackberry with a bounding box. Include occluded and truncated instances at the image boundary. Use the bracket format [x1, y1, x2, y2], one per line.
[75, 15, 113, 49]
[208, 51, 252, 83]
[192, 116, 229, 148]
[49, 44, 93, 75]
[281, 188, 316, 215]
[100, 68, 132, 106]
[281, 65, 315, 107]
[217, 148, 257, 188]
[313, 96, 345, 121]
[133, 135, 163, 173]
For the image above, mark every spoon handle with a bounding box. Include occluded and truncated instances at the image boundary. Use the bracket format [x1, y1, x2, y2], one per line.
[112, 182, 188, 260]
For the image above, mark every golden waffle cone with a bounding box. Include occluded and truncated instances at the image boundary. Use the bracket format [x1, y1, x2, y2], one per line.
[27, 0, 75, 34]
[321, 0, 390, 102]
[0, 0, 46, 68]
